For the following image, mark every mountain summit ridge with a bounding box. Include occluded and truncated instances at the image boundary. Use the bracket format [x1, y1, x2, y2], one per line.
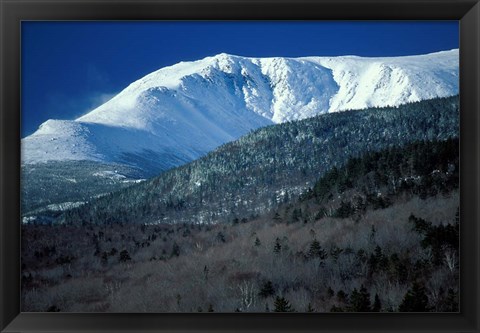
[22, 50, 459, 175]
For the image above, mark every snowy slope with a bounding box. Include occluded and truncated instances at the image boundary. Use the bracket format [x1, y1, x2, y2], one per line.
[22, 49, 459, 175]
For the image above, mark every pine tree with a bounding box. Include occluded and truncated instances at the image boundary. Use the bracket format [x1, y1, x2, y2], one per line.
[258, 281, 275, 298]
[399, 282, 430, 312]
[373, 245, 388, 271]
[330, 305, 344, 312]
[444, 288, 458, 312]
[372, 294, 382, 312]
[337, 290, 348, 303]
[273, 238, 282, 254]
[274, 296, 294, 312]
[327, 287, 335, 298]
[348, 285, 371, 312]
[47, 305, 61, 312]
[273, 213, 282, 223]
[101, 251, 109, 265]
[330, 245, 343, 261]
[409, 214, 432, 234]
[308, 239, 326, 259]
[119, 249, 131, 263]
[369, 225, 376, 242]
[254, 237, 261, 246]
[171, 242, 180, 257]
[335, 200, 355, 218]
[216, 232, 226, 243]
[307, 303, 315, 312]
[290, 208, 302, 223]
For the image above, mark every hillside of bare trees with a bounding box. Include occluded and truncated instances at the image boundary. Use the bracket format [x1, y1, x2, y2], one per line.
[22, 139, 459, 312]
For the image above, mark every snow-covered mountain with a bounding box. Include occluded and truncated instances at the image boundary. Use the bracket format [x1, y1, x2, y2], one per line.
[22, 49, 459, 175]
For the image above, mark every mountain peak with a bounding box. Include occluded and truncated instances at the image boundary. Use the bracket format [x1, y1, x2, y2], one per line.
[211, 52, 240, 59]
[23, 50, 459, 174]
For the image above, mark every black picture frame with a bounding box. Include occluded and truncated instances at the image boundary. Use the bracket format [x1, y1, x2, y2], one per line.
[1, 0, 479, 332]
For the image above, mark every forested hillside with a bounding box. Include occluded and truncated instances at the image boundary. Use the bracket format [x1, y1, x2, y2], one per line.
[61, 96, 458, 226]
[294, 137, 459, 222]
[22, 138, 459, 312]
[21, 161, 146, 215]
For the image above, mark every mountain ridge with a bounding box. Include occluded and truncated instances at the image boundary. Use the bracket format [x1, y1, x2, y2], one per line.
[22, 50, 459, 176]
[59, 95, 459, 226]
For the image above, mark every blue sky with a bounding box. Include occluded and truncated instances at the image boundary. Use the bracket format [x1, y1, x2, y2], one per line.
[21, 21, 459, 137]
